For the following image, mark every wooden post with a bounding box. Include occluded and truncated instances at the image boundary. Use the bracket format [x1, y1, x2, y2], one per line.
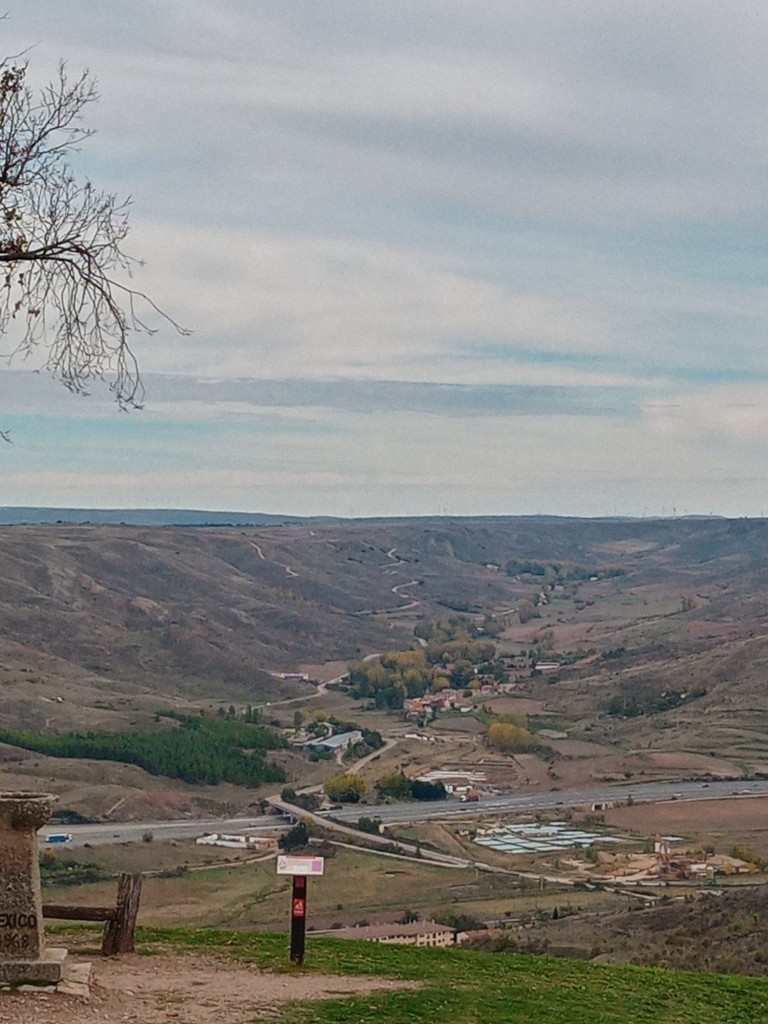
[101, 873, 142, 955]
[277, 854, 324, 966]
[289, 875, 307, 965]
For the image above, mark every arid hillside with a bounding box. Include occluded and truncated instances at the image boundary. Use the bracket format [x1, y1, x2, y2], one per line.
[474, 883, 768, 975]
[2, 515, 768, 804]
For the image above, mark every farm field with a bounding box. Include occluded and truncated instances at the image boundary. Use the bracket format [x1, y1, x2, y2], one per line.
[41, 802, 768, 953]
[49, 825, 664, 931]
[43, 844, 568, 931]
[604, 796, 768, 858]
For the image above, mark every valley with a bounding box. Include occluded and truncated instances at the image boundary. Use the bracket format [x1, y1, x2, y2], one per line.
[3, 514, 768, 968]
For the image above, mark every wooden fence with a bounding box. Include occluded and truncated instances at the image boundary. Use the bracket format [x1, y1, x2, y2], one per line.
[43, 871, 143, 955]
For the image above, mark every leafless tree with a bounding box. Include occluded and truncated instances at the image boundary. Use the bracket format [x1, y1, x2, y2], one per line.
[0, 57, 187, 409]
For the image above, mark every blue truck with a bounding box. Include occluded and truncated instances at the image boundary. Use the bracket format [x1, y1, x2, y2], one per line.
[45, 832, 73, 844]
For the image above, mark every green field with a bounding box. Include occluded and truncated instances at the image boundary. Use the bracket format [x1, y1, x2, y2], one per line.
[134, 926, 768, 1023]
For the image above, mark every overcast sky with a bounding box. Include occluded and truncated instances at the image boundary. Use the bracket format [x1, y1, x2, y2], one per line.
[3, 1, 768, 517]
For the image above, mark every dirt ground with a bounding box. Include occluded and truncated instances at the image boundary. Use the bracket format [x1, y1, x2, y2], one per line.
[604, 795, 768, 856]
[0, 952, 418, 1024]
[484, 697, 544, 717]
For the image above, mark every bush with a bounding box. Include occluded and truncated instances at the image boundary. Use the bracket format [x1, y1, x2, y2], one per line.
[485, 718, 538, 754]
[376, 772, 412, 800]
[324, 773, 366, 803]
[279, 822, 310, 852]
[356, 816, 383, 834]
[410, 779, 447, 801]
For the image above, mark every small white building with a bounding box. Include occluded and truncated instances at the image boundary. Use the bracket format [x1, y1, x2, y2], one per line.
[196, 833, 278, 851]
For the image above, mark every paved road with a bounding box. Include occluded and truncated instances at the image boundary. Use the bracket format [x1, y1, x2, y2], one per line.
[267, 797, 474, 870]
[41, 779, 768, 849]
[320, 778, 768, 826]
[41, 814, 281, 848]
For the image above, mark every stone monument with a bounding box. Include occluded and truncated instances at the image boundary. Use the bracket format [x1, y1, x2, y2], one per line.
[0, 792, 67, 985]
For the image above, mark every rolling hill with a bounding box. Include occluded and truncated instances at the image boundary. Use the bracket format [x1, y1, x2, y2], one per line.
[2, 514, 768, 813]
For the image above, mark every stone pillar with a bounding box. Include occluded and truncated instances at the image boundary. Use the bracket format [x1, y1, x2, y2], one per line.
[0, 793, 66, 985]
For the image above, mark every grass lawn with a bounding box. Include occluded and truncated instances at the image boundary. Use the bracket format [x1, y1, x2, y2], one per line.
[135, 925, 768, 1024]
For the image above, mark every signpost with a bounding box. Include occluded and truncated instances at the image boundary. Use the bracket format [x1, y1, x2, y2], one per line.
[276, 855, 324, 965]
[276, 856, 325, 877]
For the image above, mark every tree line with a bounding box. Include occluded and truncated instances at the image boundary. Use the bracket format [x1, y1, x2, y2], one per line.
[376, 771, 447, 801]
[0, 713, 287, 787]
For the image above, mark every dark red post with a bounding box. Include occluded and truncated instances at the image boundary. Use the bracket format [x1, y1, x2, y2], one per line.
[290, 875, 307, 964]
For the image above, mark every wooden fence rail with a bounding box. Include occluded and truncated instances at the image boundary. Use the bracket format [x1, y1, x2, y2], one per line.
[43, 871, 143, 955]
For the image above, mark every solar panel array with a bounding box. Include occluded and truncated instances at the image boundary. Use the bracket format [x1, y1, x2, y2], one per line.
[473, 821, 623, 854]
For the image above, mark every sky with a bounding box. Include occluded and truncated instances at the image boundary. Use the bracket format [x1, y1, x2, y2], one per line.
[2, 1, 768, 517]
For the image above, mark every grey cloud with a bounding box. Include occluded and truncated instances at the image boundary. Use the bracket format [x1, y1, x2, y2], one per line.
[15, 1, 768, 229]
[5, 3, 768, 392]
[142, 374, 637, 419]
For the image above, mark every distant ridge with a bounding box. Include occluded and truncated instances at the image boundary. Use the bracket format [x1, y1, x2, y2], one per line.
[0, 508, 732, 527]
[0, 507, 314, 527]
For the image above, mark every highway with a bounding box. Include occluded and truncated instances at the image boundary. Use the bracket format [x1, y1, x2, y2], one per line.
[319, 778, 768, 826]
[40, 778, 768, 848]
[41, 814, 281, 848]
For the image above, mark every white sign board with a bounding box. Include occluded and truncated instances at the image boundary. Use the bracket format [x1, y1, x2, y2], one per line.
[276, 855, 325, 877]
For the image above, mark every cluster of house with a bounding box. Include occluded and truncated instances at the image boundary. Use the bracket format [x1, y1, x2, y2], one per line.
[404, 692, 472, 717]
[316, 920, 459, 947]
[404, 679, 521, 719]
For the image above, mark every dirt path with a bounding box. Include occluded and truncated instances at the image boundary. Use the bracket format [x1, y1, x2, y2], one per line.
[250, 541, 298, 577]
[264, 676, 333, 710]
[0, 952, 418, 1024]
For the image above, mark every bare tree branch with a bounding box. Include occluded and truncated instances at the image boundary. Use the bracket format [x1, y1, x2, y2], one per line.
[0, 58, 188, 407]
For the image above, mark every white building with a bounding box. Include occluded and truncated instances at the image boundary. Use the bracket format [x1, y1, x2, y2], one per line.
[196, 833, 278, 851]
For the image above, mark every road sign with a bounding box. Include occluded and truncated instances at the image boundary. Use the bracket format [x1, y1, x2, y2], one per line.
[276, 855, 325, 876]
[290, 875, 308, 964]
